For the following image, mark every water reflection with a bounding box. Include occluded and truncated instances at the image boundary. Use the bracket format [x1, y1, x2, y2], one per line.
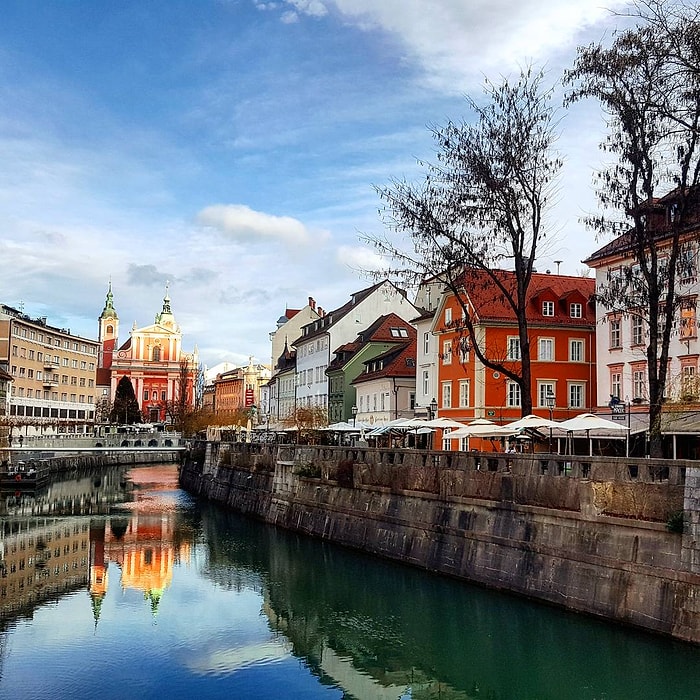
[196, 504, 700, 700]
[1, 465, 698, 700]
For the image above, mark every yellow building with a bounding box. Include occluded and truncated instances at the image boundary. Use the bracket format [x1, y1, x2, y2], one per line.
[0, 304, 100, 436]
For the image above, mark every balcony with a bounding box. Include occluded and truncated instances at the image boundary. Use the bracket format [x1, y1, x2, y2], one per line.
[43, 360, 59, 370]
[42, 377, 59, 387]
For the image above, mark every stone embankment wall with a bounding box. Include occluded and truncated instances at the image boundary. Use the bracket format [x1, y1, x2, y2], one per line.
[32, 450, 181, 476]
[180, 442, 700, 645]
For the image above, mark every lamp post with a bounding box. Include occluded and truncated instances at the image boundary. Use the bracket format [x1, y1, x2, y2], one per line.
[351, 405, 358, 428]
[545, 389, 555, 452]
[428, 398, 438, 420]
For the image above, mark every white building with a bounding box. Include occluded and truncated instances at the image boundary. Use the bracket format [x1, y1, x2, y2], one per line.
[411, 278, 443, 418]
[292, 280, 420, 412]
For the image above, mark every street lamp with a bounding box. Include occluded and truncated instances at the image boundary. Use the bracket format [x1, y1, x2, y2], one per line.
[351, 405, 358, 427]
[428, 397, 438, 420]
[545, 389, 555, 452]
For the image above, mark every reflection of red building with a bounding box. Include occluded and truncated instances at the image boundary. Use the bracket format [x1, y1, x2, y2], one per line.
[88, 511, 191, 621]
[97, 283, 198, 423]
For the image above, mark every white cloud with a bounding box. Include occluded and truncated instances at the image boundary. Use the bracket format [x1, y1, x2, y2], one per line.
[273, 0, 629, 93]
[196, 204, 320, 246]
[336, 244, 389, 272]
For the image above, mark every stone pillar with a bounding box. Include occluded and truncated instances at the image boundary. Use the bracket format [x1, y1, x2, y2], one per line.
[681, 466, 700, 573]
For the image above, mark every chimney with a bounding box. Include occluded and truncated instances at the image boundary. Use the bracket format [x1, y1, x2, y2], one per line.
[308, 296, 316, 310]
[317, 307, 323, 317]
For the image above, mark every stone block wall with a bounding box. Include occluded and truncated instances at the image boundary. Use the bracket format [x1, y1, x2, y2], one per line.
[181, 442, 700, 644]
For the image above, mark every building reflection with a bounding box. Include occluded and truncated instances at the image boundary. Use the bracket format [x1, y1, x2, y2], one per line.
[1, 467, 192, 624]
[198, 505, 467, 700]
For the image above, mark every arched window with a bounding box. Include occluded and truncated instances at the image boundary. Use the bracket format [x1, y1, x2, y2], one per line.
[152, 346, 161, 362]
[106, 325, 113, 334]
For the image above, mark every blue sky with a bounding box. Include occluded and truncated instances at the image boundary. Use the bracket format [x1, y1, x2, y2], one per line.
[0, 0, 628, 370]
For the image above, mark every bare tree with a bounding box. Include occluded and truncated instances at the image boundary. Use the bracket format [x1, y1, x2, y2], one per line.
[565, 0, 700, 456]
[365, 67, 562, 416]
[283, 405, 328, 443]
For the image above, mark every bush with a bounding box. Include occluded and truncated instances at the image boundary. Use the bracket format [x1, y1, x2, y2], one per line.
[294, 462, 321, 479]
[666, 509, 685, 533]
[336, 459, 354, 487]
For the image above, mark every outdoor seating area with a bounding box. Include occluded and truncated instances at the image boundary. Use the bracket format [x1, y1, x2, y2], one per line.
[316, 413, 634, 457]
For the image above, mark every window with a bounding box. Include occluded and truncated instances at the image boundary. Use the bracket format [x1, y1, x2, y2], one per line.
[441, 381, 452, 409]
[680, 298, 697, 339]
[542, 300, 554, 316]
[631, 315, 644, 346]
[610, 370, 622, 400]
[459, 380, 470, 408]
[569, 339, 584, 363]
[144, 391, 149, 401]
[390, 327, 409, 338]
[609, 318, 621, 348]
[538, 383, 555, 408]
[442, 340, 452, 365]
[423, 332, 430, 355]
[422, 370, 429, 396]
[457, 336, 470, 363]
[444, 307, 452, 326]
[570, 303, 582, 318]
[632, 368, 646, 400]
[538, 338, 554, 361]
[682, 364, 697, 398]
[507, 337, 521, 361]
[679, 242, 696, 282]
[506, 382, 521, 407]
[161, 391, 166, 401]
[569, 383, 584, 409]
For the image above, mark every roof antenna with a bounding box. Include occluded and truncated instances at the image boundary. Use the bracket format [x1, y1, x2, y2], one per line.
[554, 260, 563, 275]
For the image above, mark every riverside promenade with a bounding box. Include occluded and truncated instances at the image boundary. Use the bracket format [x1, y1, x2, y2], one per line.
[181, 441, 700, 644]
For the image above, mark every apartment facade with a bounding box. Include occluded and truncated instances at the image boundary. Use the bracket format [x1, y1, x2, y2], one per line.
[432, 271, 597, 427]
[0, 304, 99, 436]
[292, 280, 419, 413]
[584, 190, 700, 408]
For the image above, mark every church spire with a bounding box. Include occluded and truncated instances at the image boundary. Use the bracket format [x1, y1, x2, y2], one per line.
[155, 281, 175, 326]
[100, 278, 118, 320]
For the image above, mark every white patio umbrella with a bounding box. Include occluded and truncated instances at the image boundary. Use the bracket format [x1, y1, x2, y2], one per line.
[448, 419, 517, 440]
[557, 413, 630, 433]
[425, 417, 469, 429]
[506, 414, 560, 430]
[557, 413, 629, 455]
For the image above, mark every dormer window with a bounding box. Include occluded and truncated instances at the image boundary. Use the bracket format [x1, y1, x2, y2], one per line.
[542, 301, 554, 317]
[569, 303, 582, 319]
[390, 327, 409, 338]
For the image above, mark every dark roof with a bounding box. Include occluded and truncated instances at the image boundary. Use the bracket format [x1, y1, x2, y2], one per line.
[327, 313, 416, 372]
[352, 339, 417, 385]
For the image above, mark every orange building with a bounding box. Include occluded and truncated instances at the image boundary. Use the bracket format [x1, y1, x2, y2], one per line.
[98, 283, 198, 424]
[212, 357, 271, 419]
[432, 270, 597, 436]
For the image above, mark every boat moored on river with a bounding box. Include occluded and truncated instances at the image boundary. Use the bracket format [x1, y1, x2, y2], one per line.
[0, 460, 51, 490]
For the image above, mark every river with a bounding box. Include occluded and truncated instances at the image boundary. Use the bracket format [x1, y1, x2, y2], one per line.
[0, 463, 698, 700]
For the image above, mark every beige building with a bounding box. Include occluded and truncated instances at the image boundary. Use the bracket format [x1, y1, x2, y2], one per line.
[0, 304, 100, 436]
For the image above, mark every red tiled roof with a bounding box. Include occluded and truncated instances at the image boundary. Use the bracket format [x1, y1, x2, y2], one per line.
[455, 269, 595, 324]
